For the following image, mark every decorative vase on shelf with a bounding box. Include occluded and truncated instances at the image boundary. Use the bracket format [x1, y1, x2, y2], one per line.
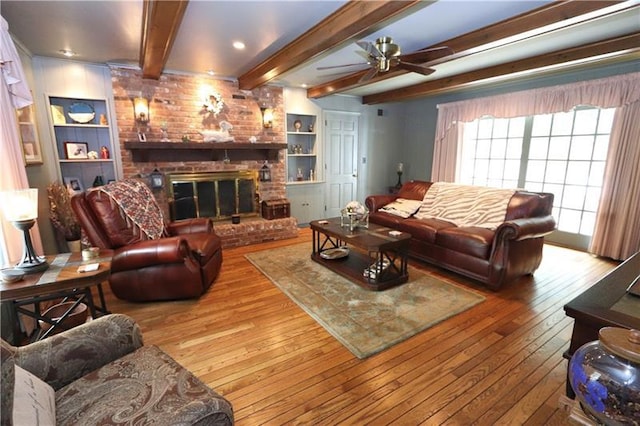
[568, 327, 640, 425]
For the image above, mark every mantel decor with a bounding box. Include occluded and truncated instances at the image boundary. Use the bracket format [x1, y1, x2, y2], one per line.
[123, 141, 287, 163]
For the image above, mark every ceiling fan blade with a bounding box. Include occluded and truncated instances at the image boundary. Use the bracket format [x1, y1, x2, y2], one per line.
[398, 46, 454, 64]
[357, 40, 383, 58]
[359, 66, 379, 83]
[397, 61, 436, 76]
[317, 62, 369, 71]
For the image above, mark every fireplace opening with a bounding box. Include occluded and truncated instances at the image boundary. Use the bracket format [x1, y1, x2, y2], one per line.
[168, 171, 259, 221]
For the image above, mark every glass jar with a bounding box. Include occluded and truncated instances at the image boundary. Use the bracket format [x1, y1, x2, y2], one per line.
[568, 327, 640, 425]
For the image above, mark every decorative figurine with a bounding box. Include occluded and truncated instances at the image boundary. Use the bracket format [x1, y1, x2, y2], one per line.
[100, 146, 110, 159]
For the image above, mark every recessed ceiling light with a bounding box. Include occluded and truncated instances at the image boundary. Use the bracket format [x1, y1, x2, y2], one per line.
[59, 49, 76, 57]
[301, 83, 308, 88]
[232, 41, 245, 50]
[206, 70, 215, 76]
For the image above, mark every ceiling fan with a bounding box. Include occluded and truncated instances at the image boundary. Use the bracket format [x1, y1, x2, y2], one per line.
[318, 36, 453, 83]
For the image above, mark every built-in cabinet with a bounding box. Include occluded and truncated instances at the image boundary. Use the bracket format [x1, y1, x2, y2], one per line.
[287, 183, 324, 225]
[46, 96, 116, 192]
[286, 113, 318, 183]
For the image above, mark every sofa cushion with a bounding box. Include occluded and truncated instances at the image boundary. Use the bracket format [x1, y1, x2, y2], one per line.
[380, 198, 422, 218]
[55, 345, 233, 425]
[397, 180, 432, 201]
[369, 211, 407, 229]
[1, 340, 15, 426]
[399, 218, 456, 243]
[182, 232, 222, 263]
[436, 226, 495, 259]
[13, 365, 56, 426]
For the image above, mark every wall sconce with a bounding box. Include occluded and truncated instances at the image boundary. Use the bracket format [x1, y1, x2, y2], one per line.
[0, 188, 49, 273]
[260, 107, 273, 128]
[150, 168, 164, 189]
[133, 97, 149, 124]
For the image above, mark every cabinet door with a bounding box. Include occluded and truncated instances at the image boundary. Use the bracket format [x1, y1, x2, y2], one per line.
[287, 184, 324, 225]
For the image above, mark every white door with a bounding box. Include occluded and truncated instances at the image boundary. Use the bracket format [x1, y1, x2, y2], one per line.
[324, 112, 359, 218]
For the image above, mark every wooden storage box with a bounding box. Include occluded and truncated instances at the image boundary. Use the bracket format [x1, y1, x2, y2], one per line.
[262, 199, 290, 220]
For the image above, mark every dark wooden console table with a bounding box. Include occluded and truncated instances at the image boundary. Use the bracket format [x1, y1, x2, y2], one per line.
[563, 251, 640, 397]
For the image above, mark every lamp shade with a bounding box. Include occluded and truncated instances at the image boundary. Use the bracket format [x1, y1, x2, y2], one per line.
[133, 97, 149, 123]
[0, 188, 38, 221]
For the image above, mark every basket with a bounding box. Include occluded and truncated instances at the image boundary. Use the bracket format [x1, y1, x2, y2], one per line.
[38, 301, 88, 334]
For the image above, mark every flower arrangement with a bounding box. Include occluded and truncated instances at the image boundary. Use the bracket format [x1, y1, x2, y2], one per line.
[203, 92, 224, 116]
[341, 200, 369, 230]
[345, 200, 367, 217]
[47, 182, 81, 241]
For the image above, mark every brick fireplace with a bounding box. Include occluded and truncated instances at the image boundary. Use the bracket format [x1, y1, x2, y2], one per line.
[109, 67, 298, 248]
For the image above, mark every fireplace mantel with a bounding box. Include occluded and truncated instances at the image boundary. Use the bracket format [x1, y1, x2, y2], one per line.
[124, 141, 287, 163]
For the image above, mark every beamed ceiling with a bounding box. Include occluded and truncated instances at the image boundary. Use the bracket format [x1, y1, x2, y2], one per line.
[2, 1, 639, 104]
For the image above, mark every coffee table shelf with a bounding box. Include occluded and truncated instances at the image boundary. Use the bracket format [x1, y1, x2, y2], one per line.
[310, 218, 411, 291]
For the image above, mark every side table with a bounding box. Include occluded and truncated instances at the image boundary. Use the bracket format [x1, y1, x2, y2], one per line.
[0, 250, 113, 343]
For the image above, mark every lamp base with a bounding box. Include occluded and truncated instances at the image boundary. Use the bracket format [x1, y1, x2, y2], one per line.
[13, 219, 49, 274]
[395, 171, 403, 189]
[15, 257, 49, 273]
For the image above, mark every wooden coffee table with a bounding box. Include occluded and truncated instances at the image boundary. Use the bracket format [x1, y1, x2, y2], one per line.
[310, 217, 411, 291]
[0, 250, 113, 342]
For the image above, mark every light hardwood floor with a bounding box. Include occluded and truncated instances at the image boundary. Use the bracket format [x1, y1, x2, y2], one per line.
[106, 228, 617, 425]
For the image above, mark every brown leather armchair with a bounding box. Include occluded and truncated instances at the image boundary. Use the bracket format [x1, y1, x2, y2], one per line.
[71, 179, 222, 302]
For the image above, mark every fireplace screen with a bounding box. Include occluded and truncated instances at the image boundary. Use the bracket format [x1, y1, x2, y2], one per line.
[168, 171, 258, 221]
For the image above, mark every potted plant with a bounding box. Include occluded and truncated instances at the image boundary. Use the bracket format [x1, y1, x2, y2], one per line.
[47, 182, 82, 251]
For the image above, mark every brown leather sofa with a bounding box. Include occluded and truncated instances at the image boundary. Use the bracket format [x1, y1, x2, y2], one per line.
[71, 180, 223, 302]
[366, 181, 556, 290]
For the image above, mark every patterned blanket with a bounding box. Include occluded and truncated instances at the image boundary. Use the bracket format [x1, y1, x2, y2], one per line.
[98, 179, 165, 240]
[414, 182, 515, 230]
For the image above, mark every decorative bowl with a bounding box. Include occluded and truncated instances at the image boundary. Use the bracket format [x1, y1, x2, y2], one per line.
[1, 269, 25, 283]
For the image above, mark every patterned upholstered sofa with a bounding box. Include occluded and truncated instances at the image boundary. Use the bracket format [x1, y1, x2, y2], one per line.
[1, 314, 233, 425]
[366, 180, 556, 290]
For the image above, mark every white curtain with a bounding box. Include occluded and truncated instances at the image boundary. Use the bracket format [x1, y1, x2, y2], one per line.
[0, 15, 42, 267]
[432, 72, 640, 259]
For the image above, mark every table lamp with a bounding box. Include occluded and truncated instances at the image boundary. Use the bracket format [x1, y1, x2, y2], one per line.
[0, 188, 49, 273]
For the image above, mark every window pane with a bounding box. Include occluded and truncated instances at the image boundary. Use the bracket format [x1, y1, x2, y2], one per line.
[588, 161, 606, 187]
[544, 160, 567, 184]
[475, 159, 489, 181]
[548, 136, 570, 160]
[532, 114, 552, 136]
[574, 109, 598, 134]
[597, 108, 615, 133]
[526, 160, 546, 182]
[493, 119, 509, 138]
[529, 137, 549, 159]
[580, 211, 596, 236]
[478, 119, 493, 138]
[506, 138, 522, 158]
[566, 161, 590, 185]
[562, 185, 586, 209]
[525, 182, 543, 192]
[508, 117, 526, 137]
[552, 112, 574, 135]
[490, 139, 507, 158]
[543, 183, 564, 207]
[504, 160, 520, 180]
[593, 135, 609, 161]
[569, 136, 594, 160]
[558, 209, 581, 233]
[488, 159, 504, 179]
[584, 187, 602, 212]
[477, 139, 491, 158]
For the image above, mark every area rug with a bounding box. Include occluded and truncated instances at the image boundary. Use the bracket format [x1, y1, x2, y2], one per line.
[245, 243, 485, 359]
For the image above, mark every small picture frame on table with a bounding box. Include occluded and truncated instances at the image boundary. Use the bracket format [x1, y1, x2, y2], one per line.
[138, 132, 146, 142]
[63, 177, 84, 194]
[64, 142, 89, 159]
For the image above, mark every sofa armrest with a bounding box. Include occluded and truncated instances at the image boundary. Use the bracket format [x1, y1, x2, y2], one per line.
[496, 215, 556, 241]
[167, 218, 213, 235]
[14, 314, 143, 390]
[365, 194, 398, 213]
[112, 237, 197, 272]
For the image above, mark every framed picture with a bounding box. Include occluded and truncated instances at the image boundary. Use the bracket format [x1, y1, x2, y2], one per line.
[63, 176, 84, 194]
[138, 132, 146, 142]
[64, 142, 89, 159]
[17, 104, 43, 165]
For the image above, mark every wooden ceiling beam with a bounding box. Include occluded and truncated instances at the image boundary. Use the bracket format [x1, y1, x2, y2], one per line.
[362, 33, 640, 105]
[237, 0, 430, 90]
[307, 0, 625, 99]
[140, 0, 189, 80]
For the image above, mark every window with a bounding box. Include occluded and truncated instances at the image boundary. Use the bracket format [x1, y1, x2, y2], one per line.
[459, 107, 615, 249]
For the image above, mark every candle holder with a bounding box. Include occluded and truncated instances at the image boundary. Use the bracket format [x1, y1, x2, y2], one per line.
[395, 171, 403, 189]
